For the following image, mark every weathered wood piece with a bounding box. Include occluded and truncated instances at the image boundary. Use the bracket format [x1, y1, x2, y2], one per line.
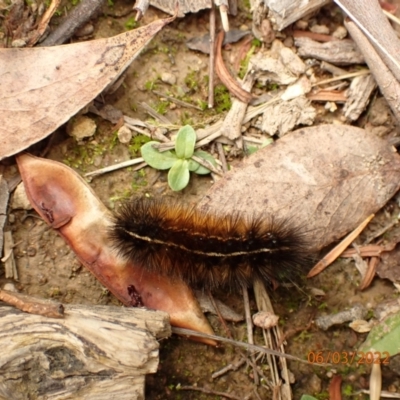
[343, 74, 376, 121]
[0, 304, 170, 399]
[295, 37, 365, 65]
[0, 176, 8, 259]
[256, 0, 330, 31]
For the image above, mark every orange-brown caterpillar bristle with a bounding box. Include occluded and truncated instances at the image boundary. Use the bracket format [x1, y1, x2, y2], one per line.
[110, 198, 309, 290]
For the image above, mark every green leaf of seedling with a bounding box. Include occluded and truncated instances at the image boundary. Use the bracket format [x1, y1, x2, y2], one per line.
[141, 141, 177, 170]
[188, 159, 200, 171]
[168, 159, 190, 191]
[175, 125, 196, 159]
[192, 150, 217, 175]
[300, 396, 319, 400]
[359, 312, 400, 357]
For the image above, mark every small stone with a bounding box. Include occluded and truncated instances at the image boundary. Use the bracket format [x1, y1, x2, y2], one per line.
[117, 125, 132, 144]
[3, 282, 17, 292]
[252, 311, 279, 329]
[325, 101, 337, 112]
[333, 26, 347, 39]
[11, 39, 26, 48]
[309, 24, 330, 35]
[11, 183, 32, 210]
[67, 115, 96, 140]
[307, 374, 322, 394]
[161, 72, 177, 85]
[75, 23, 94, 37]
[295, 20, 308, 30]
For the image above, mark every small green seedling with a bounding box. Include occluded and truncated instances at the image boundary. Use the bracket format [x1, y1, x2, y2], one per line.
[141, 125, 216, 191]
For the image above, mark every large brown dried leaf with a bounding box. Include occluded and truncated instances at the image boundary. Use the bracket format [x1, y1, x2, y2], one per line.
[0, 16, 173, 160]
[198, 125, 400, 252]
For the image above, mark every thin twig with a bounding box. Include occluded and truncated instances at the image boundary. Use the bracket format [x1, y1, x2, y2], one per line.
[191, 154, 223, 176]
[172, 327, 328, 365]
[208, 290, 232, 338]
[212, 358, 246, 379]
[152, 90, 202, 110]
[242, 284, 259, 385]
[308, 214, 375, 277]
[28, 0, 61, 46]
[312, 69, 370, 87]
[208, 2, 216, 108]
[140, 102, 172, 124]
[84, 157, 145, 178]
[216, 142, 228, 173]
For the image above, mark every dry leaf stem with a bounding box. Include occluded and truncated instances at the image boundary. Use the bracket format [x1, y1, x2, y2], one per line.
[215, 31, 252, 103]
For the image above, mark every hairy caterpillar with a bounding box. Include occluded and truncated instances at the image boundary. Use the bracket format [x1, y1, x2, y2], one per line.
[110, 198, 309, 290]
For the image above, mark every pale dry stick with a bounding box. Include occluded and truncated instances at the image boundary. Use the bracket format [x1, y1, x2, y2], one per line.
[216, 142, 228, 173]
[28, 0, 61, 46]
[84, 157, 145, 178]
[129, 162, 147, 173]
[370, 360, 382, 400]
[152, 90, 203, 110]
[208, 2, 216, 108]
[253, 279, 291, 400]
[357, 389, 400, 398]
[191, 154, 222, 176]
[320, 61, 348, 76]
[172, 327, 330, 365]
[123, 115, 150, 129]
[207, 290, 232, 338]
[2, 232, 19, 280]
[307, 214, 375, 277]
[212, 358, 246, 379]
[124, 124, 151, 137]
[219, 3, 230, 32]
[242, 284, 259, 385]
[365, 218, 399, 244]
[140, 102, 172, 124]
[383, 9, 400, 26]
[0, 290, 64, 318]
[312, 69, 370, 87]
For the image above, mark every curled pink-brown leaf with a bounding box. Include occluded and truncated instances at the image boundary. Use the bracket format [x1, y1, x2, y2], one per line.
[17, 154, 215, 345]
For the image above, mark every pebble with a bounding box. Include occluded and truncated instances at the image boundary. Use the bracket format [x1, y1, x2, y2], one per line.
[3, 282, 17, 292]
[11, 183, 32, 210]
[75, 23, 94, 37]
[67, 115, 96, 140]
[161, 72, 177, 85]
[11, 39, 26, 48]
[295, 20, 308, 30]
[309, 24, 330, 35]
[117, 125, 132, 144]
[333, 26, 347, 39]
